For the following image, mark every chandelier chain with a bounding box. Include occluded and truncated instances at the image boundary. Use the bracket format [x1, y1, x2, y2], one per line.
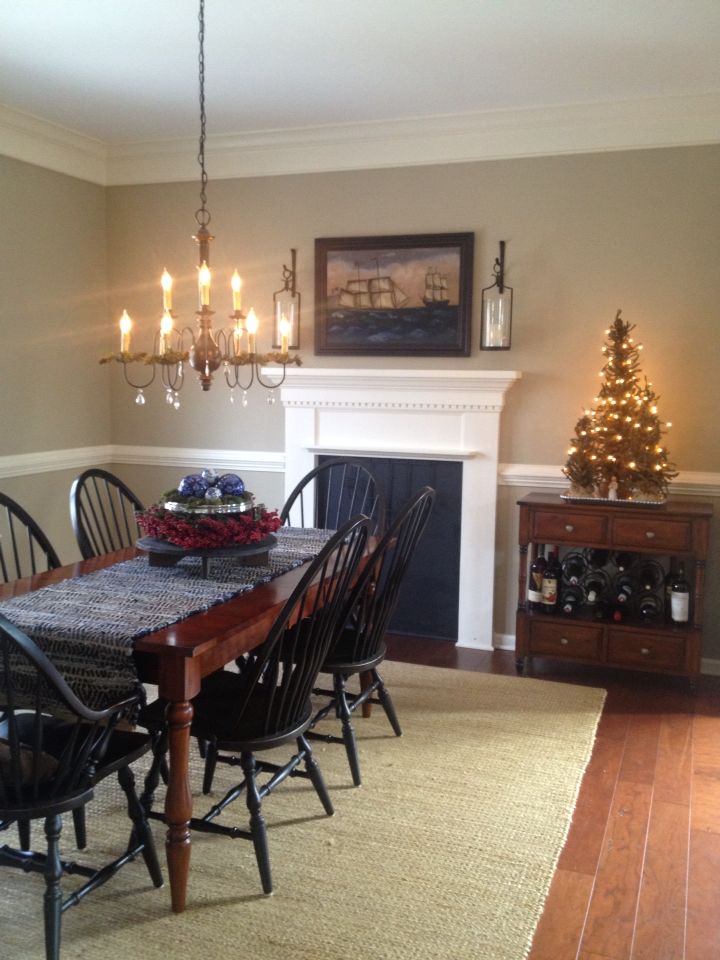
[195, 0, 210, 228]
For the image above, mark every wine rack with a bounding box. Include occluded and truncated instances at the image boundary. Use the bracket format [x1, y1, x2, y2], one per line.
[515, 493, 713, 681]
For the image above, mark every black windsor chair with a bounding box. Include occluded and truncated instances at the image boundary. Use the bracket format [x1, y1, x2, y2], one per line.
[0, 615, 162, 960]
[0, 493, 86, 852]
[69, 468, 144, 559]
[280, 457, 385, 535]
[309, 486, 435, 786]
[141, 515, 370, 895]
[0, 491, 61, 583]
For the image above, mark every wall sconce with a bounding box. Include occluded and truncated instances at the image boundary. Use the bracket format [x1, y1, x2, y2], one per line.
[272, 248, 301, 350]
[481, 240, 513, 350]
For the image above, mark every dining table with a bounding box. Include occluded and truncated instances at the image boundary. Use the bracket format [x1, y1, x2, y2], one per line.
[0, 532, 341, 914]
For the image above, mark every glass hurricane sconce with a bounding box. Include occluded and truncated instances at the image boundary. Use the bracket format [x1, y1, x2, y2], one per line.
[481, 240, 513, 350]
[272, 248, 301, 350]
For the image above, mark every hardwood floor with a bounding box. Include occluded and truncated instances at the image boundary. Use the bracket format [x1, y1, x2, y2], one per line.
[384, 634, 720, 960]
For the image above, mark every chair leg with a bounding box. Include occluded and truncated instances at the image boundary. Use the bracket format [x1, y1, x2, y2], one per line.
[334, 673, 362, 787]
[202, 742, 218, 795]
[118, 765, 163, 889]
[72, 806, 87, 849]
[43, 813, 63, 960]
[374, 670, 402, 737]
[18, 818, 31, 851]
[240, 752, 272, 895]
[298, 735, 334, 816]
[140, 728, 168, 817]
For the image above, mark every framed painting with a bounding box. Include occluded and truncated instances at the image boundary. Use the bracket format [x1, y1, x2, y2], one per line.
[314, 232, 474, 356]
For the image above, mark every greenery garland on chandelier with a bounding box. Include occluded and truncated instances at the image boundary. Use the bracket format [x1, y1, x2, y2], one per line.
[563, 310, 677, 502]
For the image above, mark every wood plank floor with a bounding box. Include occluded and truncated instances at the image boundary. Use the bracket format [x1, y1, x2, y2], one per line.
[384, 635, 720, 960]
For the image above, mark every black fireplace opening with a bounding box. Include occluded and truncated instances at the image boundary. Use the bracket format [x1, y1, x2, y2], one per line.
[318, 456, 461, 641]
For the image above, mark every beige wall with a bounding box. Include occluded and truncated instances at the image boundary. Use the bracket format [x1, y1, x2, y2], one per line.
[1, 145, 718, 657]
[0, 156, 110, 454]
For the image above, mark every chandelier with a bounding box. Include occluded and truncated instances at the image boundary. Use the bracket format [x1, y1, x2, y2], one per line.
[101, 0, 301, 409]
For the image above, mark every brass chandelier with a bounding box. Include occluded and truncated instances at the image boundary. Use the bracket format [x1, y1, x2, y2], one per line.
[101, 0, 300, 409]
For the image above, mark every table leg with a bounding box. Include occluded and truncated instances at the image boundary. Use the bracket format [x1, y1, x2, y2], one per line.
[164, 699, 193, 913]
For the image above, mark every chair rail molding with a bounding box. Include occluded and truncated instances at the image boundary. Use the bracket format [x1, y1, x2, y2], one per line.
[279, 368, 522, 650]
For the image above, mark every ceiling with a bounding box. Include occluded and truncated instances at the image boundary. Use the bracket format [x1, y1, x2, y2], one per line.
[1, 1, 719, 184]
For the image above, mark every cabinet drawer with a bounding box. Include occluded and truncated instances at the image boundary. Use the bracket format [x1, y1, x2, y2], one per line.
[528, 620, 603, 661]
[607, 629, 685, 670]
[530, 510, 608, 545]
[611, 517, 692, 553]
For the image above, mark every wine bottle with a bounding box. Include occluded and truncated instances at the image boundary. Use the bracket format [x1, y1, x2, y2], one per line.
[670, 562, 690, 624]
[560, 584, 584, 616]
[582, 569, 610, 606]
[561, 551, 587, 586]
[636, 559, 665, 592]
[613, 573, 636, 605]
[541, 548, 561, 614]
[638, 592, 662, 623]
[583, 547, 610, 569]
[527, 545, 546, 613]
[664, 562, 674, 620]
[614, 551, 638, 573]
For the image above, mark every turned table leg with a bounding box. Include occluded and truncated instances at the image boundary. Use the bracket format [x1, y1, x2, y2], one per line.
[165, 699, 193, 913]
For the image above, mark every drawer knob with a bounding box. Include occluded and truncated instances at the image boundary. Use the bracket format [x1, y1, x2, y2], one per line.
[641, 647, 650, 655]
[560, 637, 569, 645]
[565, 524, 575, 533]
[645, 531, 656, 540]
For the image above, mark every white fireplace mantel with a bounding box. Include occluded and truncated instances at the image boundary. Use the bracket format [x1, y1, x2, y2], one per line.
[278, 367, 521, 650]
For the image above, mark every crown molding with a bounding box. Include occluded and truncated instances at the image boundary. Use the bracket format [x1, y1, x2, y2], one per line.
[0, 103, 108, 184]
[2, 94, 719, 186]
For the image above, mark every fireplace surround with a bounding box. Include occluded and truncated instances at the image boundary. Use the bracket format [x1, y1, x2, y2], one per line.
[278, 368, 521, 649]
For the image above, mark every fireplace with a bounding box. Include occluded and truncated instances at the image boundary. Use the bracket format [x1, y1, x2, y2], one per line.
[277, 368, 521, 649]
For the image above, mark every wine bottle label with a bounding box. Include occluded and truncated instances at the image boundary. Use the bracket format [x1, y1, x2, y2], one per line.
[541, 578, 558, 604]
[587, 589, 598, 603]
[671, 592, 689, 622]
[528, 571, 544, 604]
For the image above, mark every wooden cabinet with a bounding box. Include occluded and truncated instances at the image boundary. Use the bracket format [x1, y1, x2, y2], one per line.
[515, 493, 713, 680]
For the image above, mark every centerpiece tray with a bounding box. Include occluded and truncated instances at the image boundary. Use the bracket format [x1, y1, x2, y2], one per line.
[136, 534, 277, 578]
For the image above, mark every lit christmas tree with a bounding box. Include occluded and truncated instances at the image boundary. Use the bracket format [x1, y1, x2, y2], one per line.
[563, 310, 677, 501]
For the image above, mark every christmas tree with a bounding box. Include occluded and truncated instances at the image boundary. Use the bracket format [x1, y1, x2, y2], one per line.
[563, 310, 677, 501]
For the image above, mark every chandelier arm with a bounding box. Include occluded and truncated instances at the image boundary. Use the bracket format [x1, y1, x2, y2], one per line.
[161, 362, 184, 392]
[225, 363, 256, 392]
[122, 362, 156, 391]
[254, 363, 289, 390]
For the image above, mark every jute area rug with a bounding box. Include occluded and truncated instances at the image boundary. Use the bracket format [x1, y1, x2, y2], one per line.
[0, 662, 605, 960]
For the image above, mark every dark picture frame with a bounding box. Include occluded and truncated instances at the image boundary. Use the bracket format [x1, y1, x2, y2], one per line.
[314, 232, 474, 356]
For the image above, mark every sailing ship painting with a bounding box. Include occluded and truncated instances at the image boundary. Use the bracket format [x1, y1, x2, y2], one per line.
[336, 260, 410, 310]
[422, 269, 450, 307]
[316, 234, 473, 356]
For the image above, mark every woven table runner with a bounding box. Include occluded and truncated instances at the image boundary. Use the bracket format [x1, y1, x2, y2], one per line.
[0, 527, 333, 715]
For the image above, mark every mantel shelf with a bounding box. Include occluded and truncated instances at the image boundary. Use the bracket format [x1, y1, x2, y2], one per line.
[306, 445, 480, 462]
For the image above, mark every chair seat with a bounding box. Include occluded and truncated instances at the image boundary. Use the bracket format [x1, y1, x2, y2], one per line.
[321, 628, 387, 675]
[140, 673, 314, 752]
[194, 671, 314, 751]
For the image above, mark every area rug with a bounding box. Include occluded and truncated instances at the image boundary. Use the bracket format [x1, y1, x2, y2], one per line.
[0, 662, 605, 960]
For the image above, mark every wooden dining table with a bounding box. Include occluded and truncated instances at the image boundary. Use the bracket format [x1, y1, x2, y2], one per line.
[0, 545, 326, 914]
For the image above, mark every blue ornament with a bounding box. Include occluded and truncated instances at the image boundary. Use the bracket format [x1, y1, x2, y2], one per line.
[201, 468, 218, 483]
[204, 485, 223, 501]
[217, 473, 245, 495]
[178, 474, 208, 497]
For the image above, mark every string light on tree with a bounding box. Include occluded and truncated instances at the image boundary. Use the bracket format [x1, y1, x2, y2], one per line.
[563, 310, 677, 501]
